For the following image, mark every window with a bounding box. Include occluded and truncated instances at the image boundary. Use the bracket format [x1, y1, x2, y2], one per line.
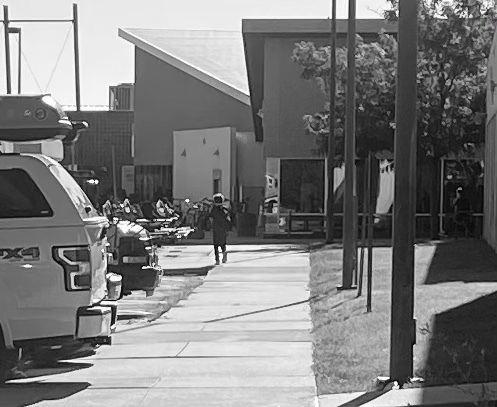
[442, 159, 484, 214]
[264, 158, 280, 215]
[280, 159, 325, 213]
[49, 164, 98, 219]
[0, 169, 53, 218]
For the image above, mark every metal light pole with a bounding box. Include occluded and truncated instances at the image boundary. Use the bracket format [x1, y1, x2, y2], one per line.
[16, 27, 20, 93]
[339, 0, 357, 290]
[390, 0, 418, 385]
[3, 5, 12, 94]
[7, 27, 21, 93]
[73, 3, 81, 111]
[326, 0, 337, 244]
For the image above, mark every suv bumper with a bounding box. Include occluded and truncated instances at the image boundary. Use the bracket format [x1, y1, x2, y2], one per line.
[76, 305, 112, 340]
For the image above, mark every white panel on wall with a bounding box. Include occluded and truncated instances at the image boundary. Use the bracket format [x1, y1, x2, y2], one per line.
[173, 127, 234, 202]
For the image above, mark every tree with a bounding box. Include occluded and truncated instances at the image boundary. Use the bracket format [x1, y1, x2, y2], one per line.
[292, 32, 397, 162]
[395, 0, 496, 238]
[293, 0, 495, 237]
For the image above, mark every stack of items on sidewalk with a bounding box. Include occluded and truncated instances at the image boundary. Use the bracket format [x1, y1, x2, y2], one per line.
[98, 191, 239, 247]
[100, 195, 193, 245]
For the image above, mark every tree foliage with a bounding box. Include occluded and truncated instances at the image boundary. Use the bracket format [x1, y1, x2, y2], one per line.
[292, 33, 397, 163]
[292, 0, 496, 163]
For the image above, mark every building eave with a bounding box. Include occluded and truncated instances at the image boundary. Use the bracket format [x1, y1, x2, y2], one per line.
[119, 28, 251, 106]
[242, 18, 398, 143]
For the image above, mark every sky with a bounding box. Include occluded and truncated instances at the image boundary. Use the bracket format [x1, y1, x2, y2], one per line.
[0, 0, 389, 106]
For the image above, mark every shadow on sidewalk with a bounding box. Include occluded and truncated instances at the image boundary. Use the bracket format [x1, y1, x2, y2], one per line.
[227, 245, 307, 254]
[424, 239, 497, 285]
[221, 250, 308, 265]
[0, 380, 90, 407]
[326, 390, 389, 406]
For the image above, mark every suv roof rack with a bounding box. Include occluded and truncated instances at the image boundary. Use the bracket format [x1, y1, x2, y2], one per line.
[0, 94, 88, 145]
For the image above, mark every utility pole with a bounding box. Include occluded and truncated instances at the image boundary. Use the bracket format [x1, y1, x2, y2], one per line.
[2, 4, 80, 107]
[7, 27, 21, 93]
[73, 3, 81, 111]
[390, 0, 418, 385]
[3, 5, 12, 94]
[15, 27, 20, 93]
[339, 0, 357, 290]
[326, 0, 337, 244]
[111, 145, 118, 200]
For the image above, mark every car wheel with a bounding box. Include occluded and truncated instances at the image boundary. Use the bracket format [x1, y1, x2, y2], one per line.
[0, 347, 19, 383]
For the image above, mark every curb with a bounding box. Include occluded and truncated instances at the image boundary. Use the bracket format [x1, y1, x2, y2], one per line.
[161, 265, 214, 276]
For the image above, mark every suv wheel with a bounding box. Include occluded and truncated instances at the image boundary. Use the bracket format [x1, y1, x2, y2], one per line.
[0, 347, 19, 384]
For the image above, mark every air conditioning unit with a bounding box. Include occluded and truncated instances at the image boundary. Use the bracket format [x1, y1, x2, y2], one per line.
[109, 84, 134, 111]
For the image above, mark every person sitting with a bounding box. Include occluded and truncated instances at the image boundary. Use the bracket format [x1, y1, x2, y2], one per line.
[102, 194, 115, 221]
[141, 201, 156, 220]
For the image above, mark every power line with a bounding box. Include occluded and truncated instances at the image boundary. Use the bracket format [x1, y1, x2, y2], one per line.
[14, 35, 43, 93]
[44, 25, 72, 92]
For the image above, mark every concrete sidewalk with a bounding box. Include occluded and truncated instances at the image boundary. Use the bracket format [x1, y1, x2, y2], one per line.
[4, 244, 317, 407]
[159, 245, 214, 275]
[318, 381, 497, 407]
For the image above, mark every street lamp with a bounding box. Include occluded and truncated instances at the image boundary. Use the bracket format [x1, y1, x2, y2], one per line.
[326, 0, 337, 244]
[8, 27, 21, 94]
[339, 0, 358, 290]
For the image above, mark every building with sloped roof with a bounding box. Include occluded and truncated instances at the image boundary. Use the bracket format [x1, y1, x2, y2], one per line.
[119, 20, 399, 234]
[119, 28, 264, 212]
[119, 19, 487, 238]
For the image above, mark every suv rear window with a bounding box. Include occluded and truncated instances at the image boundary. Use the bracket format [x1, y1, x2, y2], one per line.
[48, 164, 98, 219]
[0, 168, 53, 218]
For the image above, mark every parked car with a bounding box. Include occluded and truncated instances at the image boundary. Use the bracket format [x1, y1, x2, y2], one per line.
[107, 220, 162, 297]
[0, 94, 122, 381]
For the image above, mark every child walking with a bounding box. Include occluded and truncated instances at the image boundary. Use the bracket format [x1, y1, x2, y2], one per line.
[209, 193, 231, 265]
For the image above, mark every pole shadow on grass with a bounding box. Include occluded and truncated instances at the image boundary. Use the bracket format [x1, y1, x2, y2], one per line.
[0, 380, 90, 407]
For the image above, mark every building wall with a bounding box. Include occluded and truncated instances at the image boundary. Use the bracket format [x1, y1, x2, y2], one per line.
[173, 127, 235, 202]
[262, 33, 389, 159]
[263, 37, 324, 159]
[134, 48, 253, 166]
[236, 131, 265, 187]
[484, 30, 497, 251]
[62, 110, 134, 198]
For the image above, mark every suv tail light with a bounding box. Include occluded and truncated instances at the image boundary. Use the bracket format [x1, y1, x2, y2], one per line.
[53, 246, 91, 291]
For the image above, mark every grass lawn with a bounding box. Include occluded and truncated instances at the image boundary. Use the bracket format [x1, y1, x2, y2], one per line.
[309, 239, 497, 395]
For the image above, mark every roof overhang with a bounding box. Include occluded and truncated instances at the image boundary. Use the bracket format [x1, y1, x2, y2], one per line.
[119, 28, 251, 106]
[242, 19, 398, 142]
